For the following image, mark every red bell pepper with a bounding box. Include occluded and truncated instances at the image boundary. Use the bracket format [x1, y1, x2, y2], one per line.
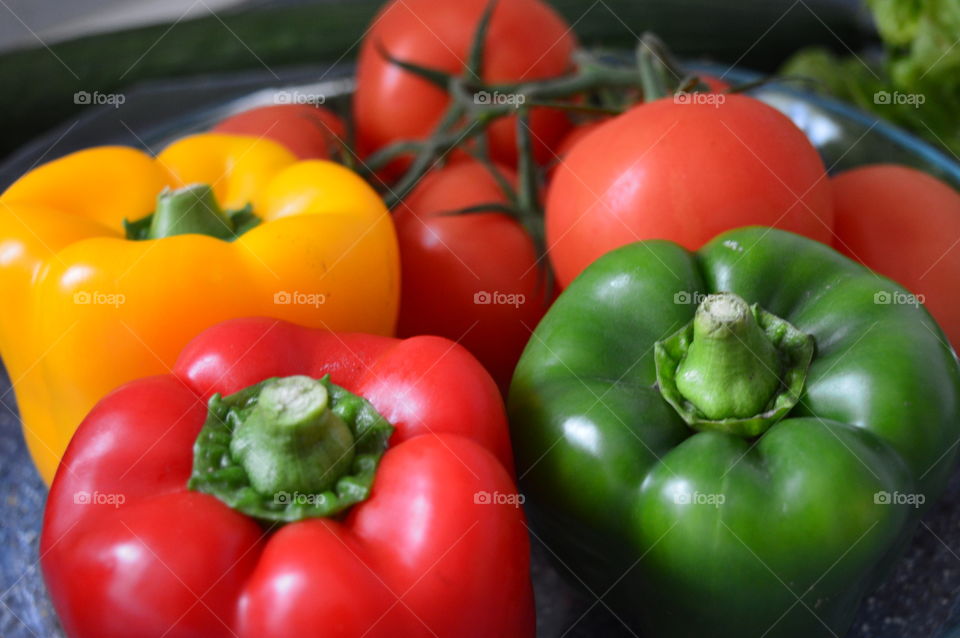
[40, 317, 534, 638]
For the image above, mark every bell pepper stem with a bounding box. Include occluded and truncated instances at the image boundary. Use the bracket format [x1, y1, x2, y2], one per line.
[190, 374, 393, 522]
[149, 183, 235, 240]
[229, 376, 356, 496]
[675, 293, 781, 420]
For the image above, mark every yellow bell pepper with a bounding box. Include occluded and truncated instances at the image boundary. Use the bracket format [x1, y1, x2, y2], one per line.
[0, 133, 399, 483]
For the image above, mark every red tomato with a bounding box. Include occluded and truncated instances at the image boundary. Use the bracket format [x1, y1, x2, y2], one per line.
[354, 0, 575, 172]
[555, 120, 605, 159]
[832, 164, 960, 347]
[546, 94, 834, 287]
[548, 77, 729, 174]
[394, 160, 550, 391]
[213, 104, 346, 160]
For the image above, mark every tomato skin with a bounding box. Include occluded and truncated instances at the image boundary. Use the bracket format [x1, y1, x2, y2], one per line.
[554, 120, 605, 160]
[212, 104, 346, 160]
[394, 160, 549, 391]
[551, 75, 729, 166]
[832, 164, 960, 347]
[354, 0, 575, 171]
[545, 94, 834, 287]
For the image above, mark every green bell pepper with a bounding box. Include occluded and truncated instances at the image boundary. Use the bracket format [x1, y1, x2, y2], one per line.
[509, 227, 960, 638]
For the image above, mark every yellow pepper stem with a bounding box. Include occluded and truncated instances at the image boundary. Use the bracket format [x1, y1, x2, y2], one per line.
[148, 184, 235, 239]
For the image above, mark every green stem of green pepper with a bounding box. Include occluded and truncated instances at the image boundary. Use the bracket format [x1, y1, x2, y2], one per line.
[675, 292, 781, 420]
[228, 376, 357, 496]
[148, 183, 236, 240]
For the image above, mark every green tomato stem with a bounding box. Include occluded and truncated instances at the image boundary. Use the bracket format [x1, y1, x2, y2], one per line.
[675, 293, 781, 420]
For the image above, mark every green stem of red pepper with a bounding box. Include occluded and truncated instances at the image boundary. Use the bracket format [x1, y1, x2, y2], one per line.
[230, 376, 357, 495]
[654, 292, 815, 437]
[189, 374, 393, 522]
